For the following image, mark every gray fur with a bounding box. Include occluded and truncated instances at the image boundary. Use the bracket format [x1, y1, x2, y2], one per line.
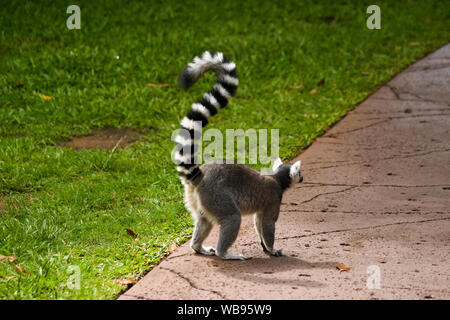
[184, 160, 303, 260]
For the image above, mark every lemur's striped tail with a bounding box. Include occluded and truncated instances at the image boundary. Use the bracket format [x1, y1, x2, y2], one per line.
[174, 51, 238, 181]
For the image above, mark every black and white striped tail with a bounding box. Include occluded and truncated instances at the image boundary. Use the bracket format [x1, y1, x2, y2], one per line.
[174, 51, 238, 181]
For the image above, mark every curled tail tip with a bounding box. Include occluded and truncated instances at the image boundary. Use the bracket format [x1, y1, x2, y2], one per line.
[178, 67, 195, 90]
[175, 51, 238, 181]
[178, 51, 238, 91]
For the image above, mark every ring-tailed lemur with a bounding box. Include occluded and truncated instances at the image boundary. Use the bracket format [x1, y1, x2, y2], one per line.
[174, 51, 303, 260]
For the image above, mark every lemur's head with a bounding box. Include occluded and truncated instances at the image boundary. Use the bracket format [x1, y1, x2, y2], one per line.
[272, 158, 303, 188]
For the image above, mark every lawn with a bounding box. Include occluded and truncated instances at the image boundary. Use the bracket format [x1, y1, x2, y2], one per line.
[0, 0, 449, 299]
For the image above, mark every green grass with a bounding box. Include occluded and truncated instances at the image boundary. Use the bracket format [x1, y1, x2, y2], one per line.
[0, 0, 449, 299]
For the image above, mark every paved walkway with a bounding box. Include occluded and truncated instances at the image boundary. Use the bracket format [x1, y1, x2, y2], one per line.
[120, 44, 450, 300]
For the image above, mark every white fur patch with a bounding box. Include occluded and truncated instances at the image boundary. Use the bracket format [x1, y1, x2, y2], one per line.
[219, 74, 239, 86]
[201, 51, 223, 65]
[221, 62, 236, 72]
[174, 152, 194, 164]
[177, 166, 196, 175]
[272, 157, 283, 173]
[191, 103, 211, 118]
[180, 117, 202, 131]
[203, 93, 220, 110]
[188, 52, 225, 77]
[213, 83, 231, 100]
[187, 56, 206, 76]
[289, 160, 301, 178]
[183, 181, 217, 224]
[200, 51, 213, 61]
[211, 52, 224, 64]
[174, 134, 193, 147]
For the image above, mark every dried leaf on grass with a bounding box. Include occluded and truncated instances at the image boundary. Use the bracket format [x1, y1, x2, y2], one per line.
[146, 83, 170, 87]
[37, 93, 52, 100]
[14, 264, 28, 276]
[288, 84, 304, 89]
[310, 89, 317, 94]
[116, 279, 137, 286]
[0, 254, 28, 276]
[126, 228, 138, 237]
[336, 263, 350, 273]
[0, 255, 17, 263]
[168, 243, 178, 254]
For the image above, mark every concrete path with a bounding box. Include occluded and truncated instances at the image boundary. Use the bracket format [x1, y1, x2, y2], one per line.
[119, 44, 450, 300]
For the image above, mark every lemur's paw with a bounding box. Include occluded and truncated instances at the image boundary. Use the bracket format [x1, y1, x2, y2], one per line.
[218, 252, 250, 260]
[271, 249, 283, 257]
[193, 246, 216, 256]
[202, 246, 216, 255]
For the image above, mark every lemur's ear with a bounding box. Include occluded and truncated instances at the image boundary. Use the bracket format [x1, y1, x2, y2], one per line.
[272, 157, 283, 173]
[289, 160, 301, 177]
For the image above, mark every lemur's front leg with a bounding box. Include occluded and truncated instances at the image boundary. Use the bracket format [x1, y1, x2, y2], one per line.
[255, 211, 282, 257]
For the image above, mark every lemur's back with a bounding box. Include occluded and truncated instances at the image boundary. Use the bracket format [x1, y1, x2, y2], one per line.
[198, 162, 281, 216]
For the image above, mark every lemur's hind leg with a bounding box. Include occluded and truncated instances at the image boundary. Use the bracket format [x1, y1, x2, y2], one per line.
[216, 213, 248, 260]
[190, 216, 215, 255]
[258, 208, 282, 257]
[207, 199, 248, 260]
